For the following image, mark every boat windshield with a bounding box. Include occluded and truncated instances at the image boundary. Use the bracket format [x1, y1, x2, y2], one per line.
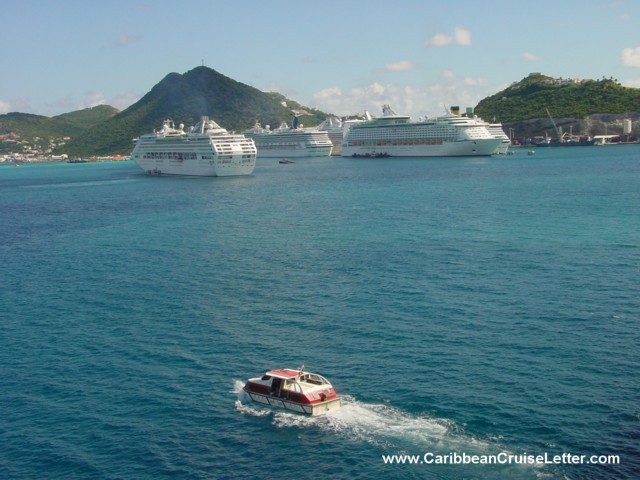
[299, 373, 329, 385]
[284, 380, 303, 393]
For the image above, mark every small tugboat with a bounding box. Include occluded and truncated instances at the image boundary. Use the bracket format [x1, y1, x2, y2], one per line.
[243, 367, 341, 416]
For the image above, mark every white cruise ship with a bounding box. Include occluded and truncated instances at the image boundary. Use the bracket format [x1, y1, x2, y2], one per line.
[317, 116, 344, 156]
[342, 105, 502, 158]
[487, 123, 511, 154]
[130, 117, 257, 176]
[244, 117, 333, 158]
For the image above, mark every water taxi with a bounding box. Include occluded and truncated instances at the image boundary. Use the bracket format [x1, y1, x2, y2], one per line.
[243, 367, 341, 416]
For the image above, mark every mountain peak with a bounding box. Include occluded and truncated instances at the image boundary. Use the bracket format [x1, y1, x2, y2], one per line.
[59, 66, 328, 155]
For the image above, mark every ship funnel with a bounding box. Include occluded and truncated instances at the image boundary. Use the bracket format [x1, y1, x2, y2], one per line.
[450, 106, 460, 116]
[382, 104, 397, 116]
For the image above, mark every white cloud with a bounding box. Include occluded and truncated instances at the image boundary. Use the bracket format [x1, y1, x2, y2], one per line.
[313, 87, 342, 101]
[428, 33, 453, 47]
[453, 27, 471, 46]
[441, 69, 456, 79]
[0, 97, 32, 114]
[78, 91, 107, 109]
[0, 91, 139, 117]
[384, 60, 417, 72]
[0, 99, 11, 114]
[462, 77, 488, 86]
[350, 82, 385, 97]
[117, 32, 142, 47]
[622, 78, 640, 88]
[310, 77, 496, 120]
[79, 91, 140, 112]
[621, 47, 640, 67]
[426, 27, 472, 47]
[522, 52, 541, 62]
[370, 82, 385, 95]
[111, 92, 141, 111]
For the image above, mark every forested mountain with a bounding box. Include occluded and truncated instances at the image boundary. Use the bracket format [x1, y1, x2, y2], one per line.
[3, 70, 639, 156]
[60, 66, 328, 156]
[0, 106, 118, 154]
[475, 73, 640, 123]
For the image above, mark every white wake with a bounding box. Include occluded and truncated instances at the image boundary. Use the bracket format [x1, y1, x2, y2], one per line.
[232, 380, 546, 478]
[233, 380, 489, 451]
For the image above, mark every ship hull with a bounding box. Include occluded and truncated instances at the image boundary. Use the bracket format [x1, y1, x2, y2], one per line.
[251, 144, 333, 158]
[245, 390, 342, 416]
[244, 130, 333, 158]
[131, 138, 256, 177]
[493, 141, 511, 155]
[133, 156, 255, 176]
[342, 139, 502, 158]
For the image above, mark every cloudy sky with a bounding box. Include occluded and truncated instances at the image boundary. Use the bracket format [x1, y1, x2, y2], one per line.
[2, 0, 639, 120]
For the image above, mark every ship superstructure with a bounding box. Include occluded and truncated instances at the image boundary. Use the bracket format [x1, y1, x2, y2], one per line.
[244, 116, 333, 158]
[131, 117, 256, 176]
[342, 105, 501, 157]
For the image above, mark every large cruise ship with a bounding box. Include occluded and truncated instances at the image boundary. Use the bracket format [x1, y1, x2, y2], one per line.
[317, 116, 344, 156]
[342, 105, 502, 157]
[130, 117, 256, 176]
[244, 117, 333, 158]
[487, 123, 511, 154]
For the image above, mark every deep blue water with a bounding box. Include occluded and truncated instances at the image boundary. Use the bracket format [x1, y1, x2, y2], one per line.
[1, 148, 639, 480]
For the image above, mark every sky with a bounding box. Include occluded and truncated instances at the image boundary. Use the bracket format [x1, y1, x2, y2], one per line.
[2, 0, 640, 120]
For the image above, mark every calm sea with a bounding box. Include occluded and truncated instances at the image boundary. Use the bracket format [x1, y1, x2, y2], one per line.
[1, 147, 638, 480]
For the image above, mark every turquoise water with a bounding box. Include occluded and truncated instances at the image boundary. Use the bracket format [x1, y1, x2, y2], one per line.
[1, 148, 638, 479]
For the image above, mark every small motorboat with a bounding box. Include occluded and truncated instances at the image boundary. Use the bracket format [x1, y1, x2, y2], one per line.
[243, 367, 341, 416]
[279, 158, 295, 164]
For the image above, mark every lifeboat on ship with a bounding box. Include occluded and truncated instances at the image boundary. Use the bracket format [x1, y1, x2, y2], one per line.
[243, 367, 341, 416]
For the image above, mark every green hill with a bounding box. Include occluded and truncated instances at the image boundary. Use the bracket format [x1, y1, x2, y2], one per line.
[0, 106, 119, 155]
[61, 66, 329, 156]
[54, 105, 120, 128]
[6, 69, 638, 156]
[475, 73, 640, 123]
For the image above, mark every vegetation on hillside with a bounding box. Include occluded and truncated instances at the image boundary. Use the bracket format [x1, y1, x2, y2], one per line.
[60, 67, 329, 156]
[0, 106, 118, 155]
[4, 69, 640, 156]
[475, 73, 640, 123]
[54, 105, 119, 128]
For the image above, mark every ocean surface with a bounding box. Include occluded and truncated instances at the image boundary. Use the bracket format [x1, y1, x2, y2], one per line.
[1, 147, 639, 480]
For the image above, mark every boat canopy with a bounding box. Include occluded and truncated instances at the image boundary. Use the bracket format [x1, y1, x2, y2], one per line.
[266, 368, 302, 379]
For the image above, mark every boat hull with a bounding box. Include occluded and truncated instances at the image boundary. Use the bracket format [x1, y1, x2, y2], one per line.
[250, 144, 332, 158]
[493, 140, 511, 155]
[342, 138, 502, 158]
[133, 156, 255, 176]
[245, 390, 342, 416]
[130, 124, 257, 177]
[244, 130, 333, 158]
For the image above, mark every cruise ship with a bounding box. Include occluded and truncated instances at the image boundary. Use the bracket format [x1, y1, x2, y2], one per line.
[487, 123, 511, 154]
[317, 116, 344, 155]
[342, 105, 502, 158]
[244, 116, 333, 158]
[130, 117, 257, 176]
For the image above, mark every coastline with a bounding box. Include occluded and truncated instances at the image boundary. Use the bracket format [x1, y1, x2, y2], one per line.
[1, 155, 130, 165]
